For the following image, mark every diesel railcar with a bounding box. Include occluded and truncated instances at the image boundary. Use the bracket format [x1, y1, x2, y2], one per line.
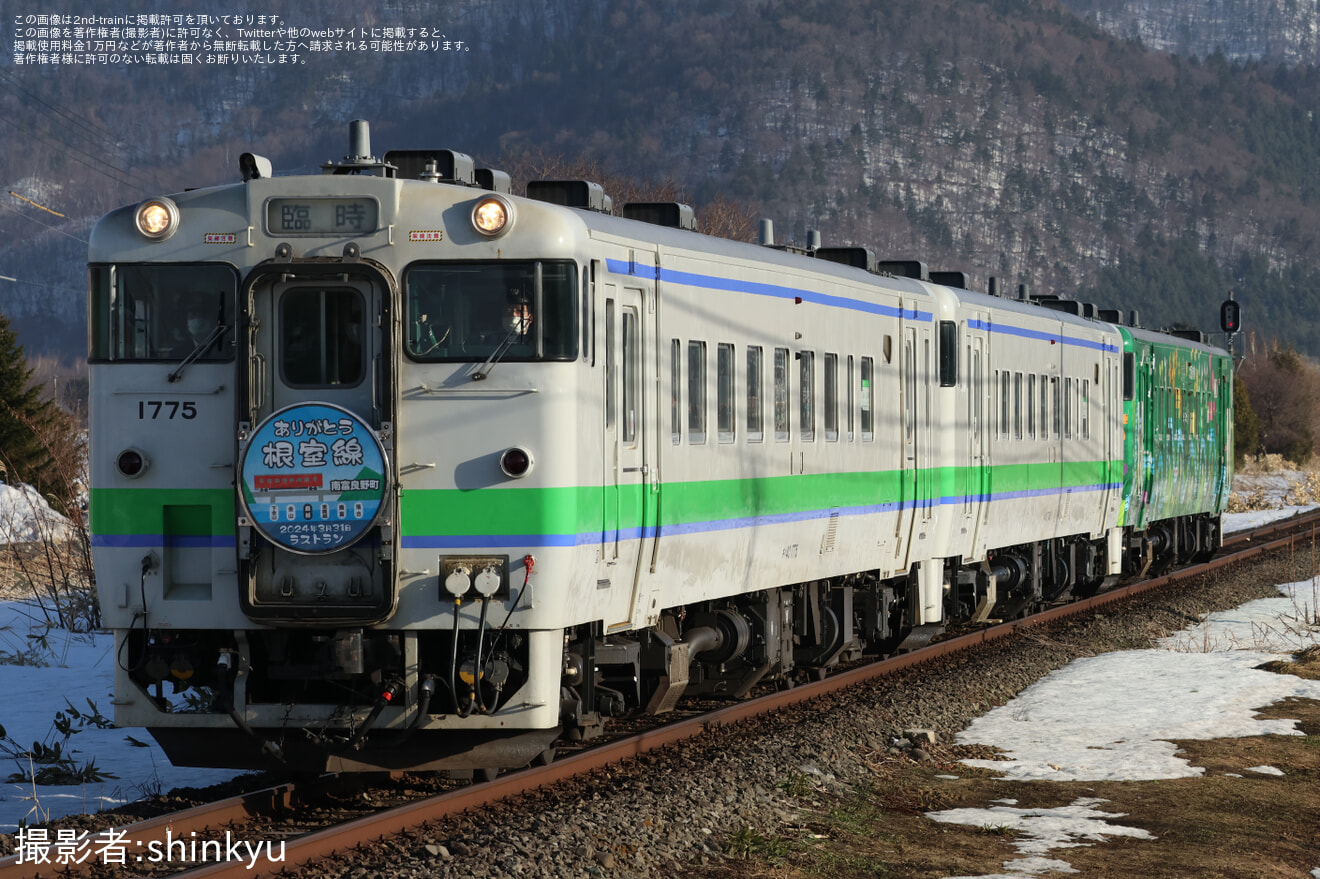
[88, 121, 1233, 772]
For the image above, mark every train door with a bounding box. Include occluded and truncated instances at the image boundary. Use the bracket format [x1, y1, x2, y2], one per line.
[602, 284, 656, 630]
[894, 325, 919, 566]
[966, 329, 987, 551]
[236, 265, 397, 623]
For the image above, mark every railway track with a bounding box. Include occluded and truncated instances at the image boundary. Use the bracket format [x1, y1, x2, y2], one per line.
[5, 508, 1318, 879]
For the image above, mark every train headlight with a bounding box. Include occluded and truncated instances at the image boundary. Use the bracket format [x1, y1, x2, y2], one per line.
[471, 195, 513, 238]
[116, 448, 149, 478]
[134, 197, 179, 241]
[499, 447, 534, 479]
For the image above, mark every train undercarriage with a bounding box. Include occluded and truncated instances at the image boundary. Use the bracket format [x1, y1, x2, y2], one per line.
[131, 515, 1220, 774]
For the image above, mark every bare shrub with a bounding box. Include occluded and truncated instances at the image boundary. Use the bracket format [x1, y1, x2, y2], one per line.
[1237, 344, 1320, 465]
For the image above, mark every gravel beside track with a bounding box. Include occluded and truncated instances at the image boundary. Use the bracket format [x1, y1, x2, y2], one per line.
[293, 551, 1304, 879]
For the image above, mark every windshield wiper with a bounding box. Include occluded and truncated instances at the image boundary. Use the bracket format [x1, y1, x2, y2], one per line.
[471, 326, 524, 381]
[168, 323, 230, 383]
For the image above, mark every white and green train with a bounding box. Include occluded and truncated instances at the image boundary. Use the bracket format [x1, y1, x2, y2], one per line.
[88, 121, 1234, 772]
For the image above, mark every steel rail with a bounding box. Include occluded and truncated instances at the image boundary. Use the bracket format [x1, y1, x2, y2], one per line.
[3, 509, 1316, 879]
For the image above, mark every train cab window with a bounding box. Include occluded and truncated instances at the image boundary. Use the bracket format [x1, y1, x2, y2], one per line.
[860, 357, 874, 441]
[688, 341, 707, 444]
[1123, 352, 1135, 401]
[671, 339, 681, 444]
[774, 348, 790, 441]
[747, 346, 764, 443]
[404, 260, 577, 362]
[799, 351, 815, 442]
[89, 264, 236, 362]
[824, 353, 839, 442]
[717, 343, 735, 443]
[281, 288, 363, 386]
[938, 321, 957, 387]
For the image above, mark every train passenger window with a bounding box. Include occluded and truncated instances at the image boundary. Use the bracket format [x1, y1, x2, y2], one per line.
[824, 353, 839, 442]
[671, 339, 681, 444]
[999, 371, 1009, 439]
[1014, 372, 1023, 440]
[1051, 377, 1061, 438]
[1039, 374, 1048, 439]
[774, 348, 790, 441]
[1063, 377, 1073, 439]
[89, 263, 237, 362]
[860, 357, 874, 441]
[622, 308, 639, 445]
[747, 347, 764, 443]
[281, 288, 363, 387]
[938, 321, 957, 387]
[403, 260, 577, 362]
[1081, 378, 1089, 440]
[688, 341, 707, 444]
[717, 343, 735, 443]
[799, 351, 815, 442]
[1027, 374, 1036, 439]
[846, 356, 855, 442]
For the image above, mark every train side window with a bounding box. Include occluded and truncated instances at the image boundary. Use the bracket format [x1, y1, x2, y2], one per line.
[747, 346, 764, 443]
[1051, 376, 1061, 438]
[1027, 374, 1036, 439]
[281, 288, 363, 387]
[1013, 372, 1023, 440]
[799, 351, 816, 442]
[1123, 352, 1135, 401]
[860, 357, 875, 441]
[846, 355, 855, 442]
[1063, 377, 1073, 439]
[1040, 373, 1049, 439]
[938, 321, 957, 387]
[774, 347, 790, 441]
[824, 353, 839, 442]
[717, 343, 735, 444]
[671, 339, 681, 444]
[883, 335, 893, 364]
[998, 370, 1009, 440]
[688, 341, 707, 444]
[1081, 378, 1090, 440]
[621, 308, 639, 445]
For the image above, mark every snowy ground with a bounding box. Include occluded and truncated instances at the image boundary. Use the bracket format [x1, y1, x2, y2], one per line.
[930, 581, 1320, 878]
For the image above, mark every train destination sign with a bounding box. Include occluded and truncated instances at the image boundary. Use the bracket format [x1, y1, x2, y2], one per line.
[264, 197, 379, 235]
[239, 402, 389, 554]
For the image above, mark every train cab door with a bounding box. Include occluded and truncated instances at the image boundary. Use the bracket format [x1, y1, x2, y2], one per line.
[602, 283, 657, 631]
[236, 265, 397, 624]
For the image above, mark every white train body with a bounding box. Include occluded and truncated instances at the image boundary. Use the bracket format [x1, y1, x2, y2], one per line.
[87, 123, 1222, 772]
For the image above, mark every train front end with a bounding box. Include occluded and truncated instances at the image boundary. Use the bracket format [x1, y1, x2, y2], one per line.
[88, 123, 591, 772]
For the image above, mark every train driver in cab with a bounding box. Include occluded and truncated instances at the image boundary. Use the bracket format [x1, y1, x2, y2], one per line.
[170, 297, 225, 359]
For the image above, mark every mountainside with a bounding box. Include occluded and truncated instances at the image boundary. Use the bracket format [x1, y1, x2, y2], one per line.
[1063, 0, 1320, 64]
[4, 0, 1320, 357]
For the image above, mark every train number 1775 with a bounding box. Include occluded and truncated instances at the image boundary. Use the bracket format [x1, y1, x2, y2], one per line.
[137, 401, 198, 420]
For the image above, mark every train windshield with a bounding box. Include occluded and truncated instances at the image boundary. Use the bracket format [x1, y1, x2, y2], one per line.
[89, 264, 237, 362]
[404, 261, 577, 362]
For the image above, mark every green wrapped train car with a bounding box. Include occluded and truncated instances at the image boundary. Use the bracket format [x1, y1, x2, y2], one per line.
[1120, 326, 1234, 567]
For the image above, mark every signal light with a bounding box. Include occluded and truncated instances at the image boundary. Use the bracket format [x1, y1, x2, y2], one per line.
[500, 447, 534, 479]
[1220, 298, 1241, 334]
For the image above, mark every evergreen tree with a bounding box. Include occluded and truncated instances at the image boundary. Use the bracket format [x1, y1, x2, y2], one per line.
[0, 311, 71, 500]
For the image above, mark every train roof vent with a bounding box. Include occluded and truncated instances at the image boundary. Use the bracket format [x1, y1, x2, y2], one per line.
[1038, 298, 1083, 316]
[383, 150, 476, 185]
[878, 260, 929, 280]
[1168, 329, 1205, 342]
[476, 167, 511, 194]
[815, 246, 876, 272]
[622, 202, 697, 230]
[526, 179, 613, 213]
[1097, 308, 1123, 324]
[930, 271, 969, 290]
